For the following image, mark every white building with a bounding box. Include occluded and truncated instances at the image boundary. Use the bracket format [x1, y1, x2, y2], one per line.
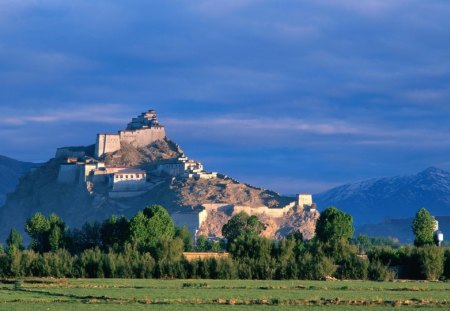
[112, 169, 147, 192]
[157, 157, 217, 179]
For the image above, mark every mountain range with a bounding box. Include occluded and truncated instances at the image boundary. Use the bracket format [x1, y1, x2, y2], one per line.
[315, 167, 450, 225]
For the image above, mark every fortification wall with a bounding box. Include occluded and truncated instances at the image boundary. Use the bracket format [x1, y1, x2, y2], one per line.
[171, 209, 208, 237]
[57, 165, 80, 184]
[112, 180, 146, 192]
[297, 194, 313, 208]
[95, 134, 121, 158]
[119, 127, 165, 148]
[183, 252, 230, 261]
[233, 202, 296, 218]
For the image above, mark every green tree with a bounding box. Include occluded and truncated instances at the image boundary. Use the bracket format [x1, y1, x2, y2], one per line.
[175, 226, 193, 251]
[222, 212, 266, 242]
[196, 235, 209, 252]
[48, 214, 66, 251]
[315, 207, 354, 244]
[26, 212, 50, 252]
[101, 215, 130, 251]
[25, 212, 66, 253]
[6, 229, 23, 252]
[129, 205, 175, 251]
[412, 208, 435, 247]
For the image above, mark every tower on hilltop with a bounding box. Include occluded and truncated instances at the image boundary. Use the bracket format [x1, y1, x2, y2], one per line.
[95, 109, 166, 158]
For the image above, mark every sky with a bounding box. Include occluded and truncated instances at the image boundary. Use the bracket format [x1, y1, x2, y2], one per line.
[1, 0, 450, 194]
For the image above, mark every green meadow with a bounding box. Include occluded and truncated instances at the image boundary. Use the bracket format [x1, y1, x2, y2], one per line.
[0, 278, 449, 310]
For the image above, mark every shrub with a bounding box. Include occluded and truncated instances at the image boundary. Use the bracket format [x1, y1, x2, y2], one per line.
[417, 245, 444, 280]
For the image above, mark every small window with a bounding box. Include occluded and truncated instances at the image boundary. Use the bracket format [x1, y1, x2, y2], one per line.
[126, 175, 129, 178]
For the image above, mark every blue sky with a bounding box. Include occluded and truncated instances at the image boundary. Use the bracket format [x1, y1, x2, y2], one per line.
[1, 0, 450, 194]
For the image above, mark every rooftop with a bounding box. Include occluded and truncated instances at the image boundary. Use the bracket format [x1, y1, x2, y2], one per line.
[114, 168, 146, 174]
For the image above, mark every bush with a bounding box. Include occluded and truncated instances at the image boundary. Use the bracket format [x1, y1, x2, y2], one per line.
[335, 255, 368, 280]
[444, 248, 450, 279]
[368, 259, 395, 281]
[417, 245, 444, 280]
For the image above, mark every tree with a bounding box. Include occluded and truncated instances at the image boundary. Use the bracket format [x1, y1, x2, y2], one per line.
[412, 208, 435, 247]
[175, 226, 193, 251]
[196, 235, 209, 252]
[25, 212, 66, 253]
[101, 215, 130, 250]
[48, 214, 66, 251]
[68, 222, 103, 253]
[222, 212, 266, 242]
[129, 205, 175, 251]
[315, 207, 354, 244]
[6, 229, 23, 252]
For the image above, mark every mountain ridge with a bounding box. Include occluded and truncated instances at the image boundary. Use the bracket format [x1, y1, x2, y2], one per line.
[314, 166, 450, 225]
[0, 155, 40, 206]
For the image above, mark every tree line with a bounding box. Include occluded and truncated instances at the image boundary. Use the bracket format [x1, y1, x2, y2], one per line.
[0, 205, 449, 280]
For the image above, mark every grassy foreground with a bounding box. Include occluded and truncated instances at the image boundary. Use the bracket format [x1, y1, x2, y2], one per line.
[0, 278, 449, 310]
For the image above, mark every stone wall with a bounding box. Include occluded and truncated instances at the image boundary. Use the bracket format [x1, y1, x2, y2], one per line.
[171, 209, 208, 237]
[95, 134, 121, 158]
[233, 202, 297, 218]
[119, 126, 166, 147]
[183, 252, 230, 261]
[297, 194, 313, 209]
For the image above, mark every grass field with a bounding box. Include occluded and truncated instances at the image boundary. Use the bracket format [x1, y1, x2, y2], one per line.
[0, 278, 449, 310]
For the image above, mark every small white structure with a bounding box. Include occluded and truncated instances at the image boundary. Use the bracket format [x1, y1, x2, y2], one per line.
[296, 194, 314, 211]
[433, 217, 444, 247]
[112, 169, 147, 192]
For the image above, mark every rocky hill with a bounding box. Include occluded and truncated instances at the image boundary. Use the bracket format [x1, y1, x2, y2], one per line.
[315, 167, 450, 225]
[0, 155, 40, 206]
[0, 111, 317, 243]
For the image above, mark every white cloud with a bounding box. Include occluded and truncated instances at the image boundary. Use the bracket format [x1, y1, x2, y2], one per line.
[0, 104, 127, 126]
[165, 116, 360, 136]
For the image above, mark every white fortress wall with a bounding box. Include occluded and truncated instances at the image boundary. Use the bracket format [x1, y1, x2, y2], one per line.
[158, 163, 184, 177]
[171, 209, 209, 237]
[233, 202, 296, 218]
[95, 134, 121, 158]
[119, 127, 166, 147]
[112, 179, 146, 191]
[297, 194, 313, 208]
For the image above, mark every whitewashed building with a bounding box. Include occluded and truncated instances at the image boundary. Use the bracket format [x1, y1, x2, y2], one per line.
[112, 169, 147, 192]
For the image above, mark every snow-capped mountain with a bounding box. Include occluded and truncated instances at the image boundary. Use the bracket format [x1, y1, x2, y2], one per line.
[315, 167, 450, 225]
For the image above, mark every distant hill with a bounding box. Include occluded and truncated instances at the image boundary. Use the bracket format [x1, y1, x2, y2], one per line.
[0, 155, 40, 206]
[315, 167, 450, 225]
[354, 216, 450, 244]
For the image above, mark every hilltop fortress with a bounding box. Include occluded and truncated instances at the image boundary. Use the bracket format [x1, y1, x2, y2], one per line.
[51, 109, 318, 239]
[95, 110, 166, 158]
